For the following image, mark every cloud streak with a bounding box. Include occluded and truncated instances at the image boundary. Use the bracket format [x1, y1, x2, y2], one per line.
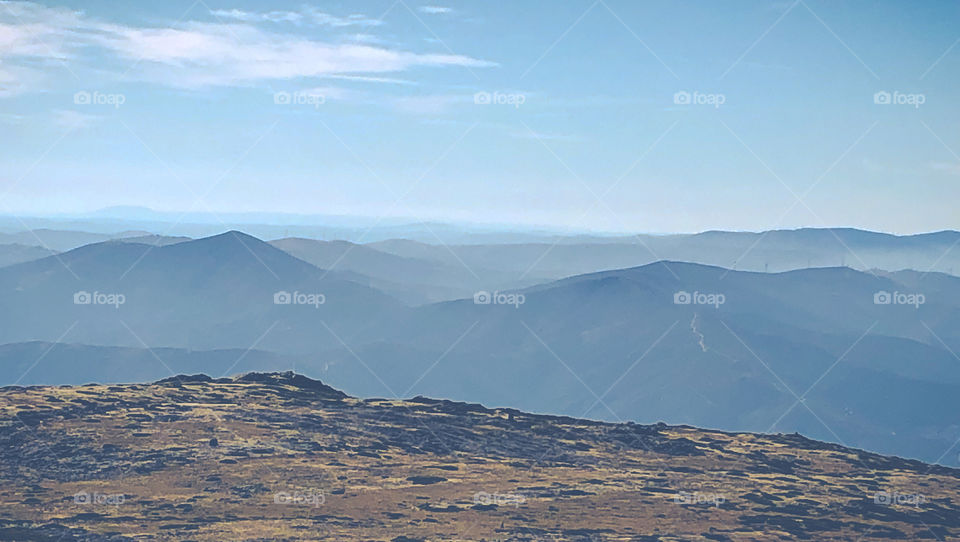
[102, 23, 493, 87]
[209, 7, 383, 27]
[418, 6, 453, 15]
[0, 1, 494, 91]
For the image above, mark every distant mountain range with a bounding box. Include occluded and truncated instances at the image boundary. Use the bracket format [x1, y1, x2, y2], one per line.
[269, 237, 549, 304]
[0, 243, 54, 268]
[3, 226, 959, 284]
[0, 211, 588, 244]
[0, 342, 303, 387]
[0, 229, 189, 252]
[1, 229, 959, 463]
[0, 231, 404, 352]
[325, 261, 960, 463]
[369, 227, 960, 282]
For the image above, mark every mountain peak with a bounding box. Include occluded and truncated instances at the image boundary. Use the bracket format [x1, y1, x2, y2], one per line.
[203, 230, 265, 243]
[163, 230, 291, 262]
[154, 371, 349, 399]
[232, 371, 348, 398]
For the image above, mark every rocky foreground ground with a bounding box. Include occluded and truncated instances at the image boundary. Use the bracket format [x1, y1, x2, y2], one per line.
[0, 371, 958, 541]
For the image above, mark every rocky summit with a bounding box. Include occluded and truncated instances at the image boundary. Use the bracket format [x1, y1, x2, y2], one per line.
[0, 372, 958, 541]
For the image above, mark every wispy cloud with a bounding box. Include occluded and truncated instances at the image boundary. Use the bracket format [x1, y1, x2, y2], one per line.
[51, 109, 99, 129]
[209, 7, 383, 27]
[511, 131, 578, 142]
[324, 74, 417, 85]
[930, 161, 960, 175]
[392, 93, 467, 114]
[0, 1, 494, 92]
[418, 6, 453, 15]
[0, 64, 42, 97]
[346, 33, 387, 45]
[0, 112, 25, 124]
[100, 23, 494, 88]
[209, 9, 302, 24]
[0, 1, 84, 58]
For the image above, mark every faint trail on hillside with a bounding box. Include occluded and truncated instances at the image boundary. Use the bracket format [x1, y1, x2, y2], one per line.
[690, 313, 708, 352]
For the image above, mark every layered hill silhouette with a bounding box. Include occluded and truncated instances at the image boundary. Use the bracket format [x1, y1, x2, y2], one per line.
[1, 372, 958, 541]
[316, 262, 960, 463]
[2, 230, 960, 464]
[269, 237, 541, 305]
[0, 243, 53, 268]
[371, 227, 960, 282]
[0, 228, 189, 252]
[0, 342, 305, 387]
[0, 231, 404, 353]
[4, 226, 958, 304]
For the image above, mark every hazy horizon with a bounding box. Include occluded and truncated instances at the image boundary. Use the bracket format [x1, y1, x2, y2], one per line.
[1, 206, 958, 238]
[2, 0, 959, 234]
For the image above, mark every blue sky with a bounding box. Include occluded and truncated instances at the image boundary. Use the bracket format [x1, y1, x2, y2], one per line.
[0, 0, 958, 234]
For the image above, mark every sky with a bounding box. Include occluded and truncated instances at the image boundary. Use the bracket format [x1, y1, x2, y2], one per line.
[0, 0, 958, 234]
